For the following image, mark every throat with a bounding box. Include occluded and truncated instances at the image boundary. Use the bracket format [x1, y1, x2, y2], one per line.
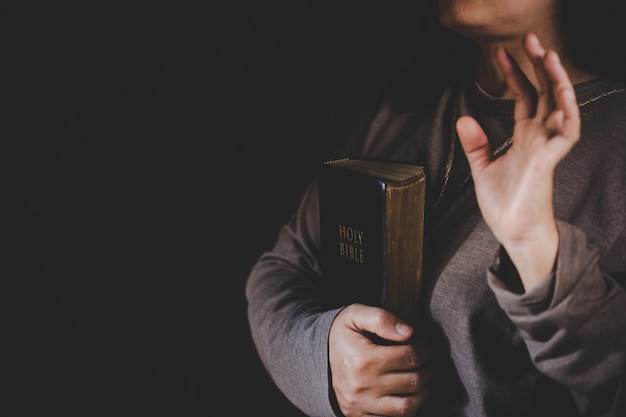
[476, 57, 598, 99]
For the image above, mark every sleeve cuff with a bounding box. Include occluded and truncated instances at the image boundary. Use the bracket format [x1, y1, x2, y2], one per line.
[487, 220, 602, 317]
[487, 245, 556, 315]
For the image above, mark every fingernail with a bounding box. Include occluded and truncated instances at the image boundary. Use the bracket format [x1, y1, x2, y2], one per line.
[396, 323, 411, 336]
[530, 33, 539, 45]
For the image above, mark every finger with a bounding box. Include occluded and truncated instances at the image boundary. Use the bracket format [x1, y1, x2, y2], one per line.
[495, 46, 537, 120]
[347, 304, 414, 343]
[457, 115, 493, 178]
[379, 361, 432, 396]
[543, 61, 581, 161]
[378, 337, 431, 372]
[364, 388, 430, 417]
[544, 109, 564, 134]
[523, 33, 555, 118]
[543, 50, 580, 141]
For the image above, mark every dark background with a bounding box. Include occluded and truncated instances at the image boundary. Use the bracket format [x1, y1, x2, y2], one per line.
[13, 2, 420, 415]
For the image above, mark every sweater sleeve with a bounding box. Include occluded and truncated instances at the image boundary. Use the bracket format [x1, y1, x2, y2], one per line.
[245, 179, 343, 417]
[487, 220, 626, 417]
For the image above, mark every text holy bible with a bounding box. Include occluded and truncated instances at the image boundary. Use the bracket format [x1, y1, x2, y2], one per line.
[319, 158, 426, 326]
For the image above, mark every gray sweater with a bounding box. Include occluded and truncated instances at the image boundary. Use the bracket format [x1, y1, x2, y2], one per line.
[245, 76, 626, 417]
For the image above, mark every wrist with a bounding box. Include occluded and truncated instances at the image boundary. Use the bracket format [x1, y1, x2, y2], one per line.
[500, 224, 559, 292]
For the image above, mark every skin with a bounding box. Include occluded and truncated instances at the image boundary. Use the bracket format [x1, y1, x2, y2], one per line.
[457, 34, 580, 290]
[328, 1, 593, 416]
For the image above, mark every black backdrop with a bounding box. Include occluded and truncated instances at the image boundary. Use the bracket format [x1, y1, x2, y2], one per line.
[14, 2, 419, 415]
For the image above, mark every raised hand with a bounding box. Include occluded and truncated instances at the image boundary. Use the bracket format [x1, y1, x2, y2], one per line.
[456, 32, 581, 291]
[328, 304, 432, 417]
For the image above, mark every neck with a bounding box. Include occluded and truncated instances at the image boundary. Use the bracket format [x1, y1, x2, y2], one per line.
[475, 37, 597, 99]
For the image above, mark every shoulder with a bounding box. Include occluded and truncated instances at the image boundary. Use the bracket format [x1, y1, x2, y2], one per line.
[576, 79, 626, 155]
[555, 78, 626, 250]
[576, 78, 626, 154]
[577, 78, 626, 119]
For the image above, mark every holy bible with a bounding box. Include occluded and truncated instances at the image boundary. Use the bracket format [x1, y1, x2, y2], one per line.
[319, 158, 426, 326]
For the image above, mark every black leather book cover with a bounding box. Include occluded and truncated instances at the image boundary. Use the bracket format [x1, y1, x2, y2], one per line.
[319, 158, 426, 325]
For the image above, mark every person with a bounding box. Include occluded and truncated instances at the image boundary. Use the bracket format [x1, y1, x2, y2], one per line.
[245, 0, 626, 416]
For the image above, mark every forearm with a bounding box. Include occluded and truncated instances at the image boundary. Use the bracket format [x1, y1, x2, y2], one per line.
[245, 180, 342, 416]
[500, 218, 559, 292]
[488, 221, 626, 415]
[246, 254, 340, 417]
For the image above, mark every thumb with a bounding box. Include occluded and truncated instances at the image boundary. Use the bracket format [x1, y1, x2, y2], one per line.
[345, 304, 414, 343]
[457, 115, 492, 176]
